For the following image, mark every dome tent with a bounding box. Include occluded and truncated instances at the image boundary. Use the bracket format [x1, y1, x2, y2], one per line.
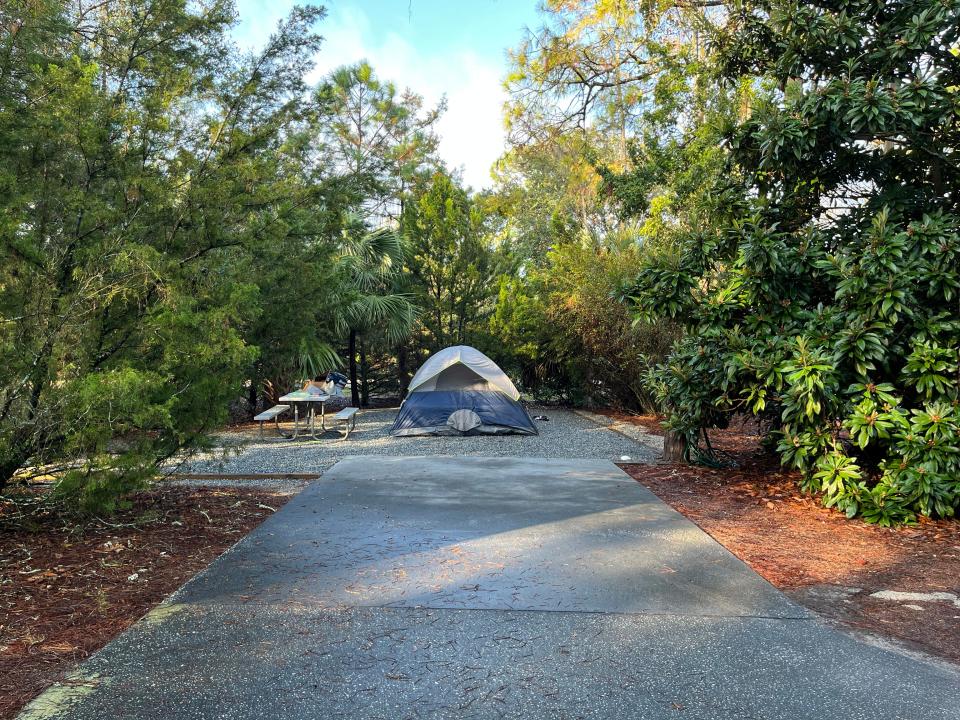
[390, 346, 537, 436]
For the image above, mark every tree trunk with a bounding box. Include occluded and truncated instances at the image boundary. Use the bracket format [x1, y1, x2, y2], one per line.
[397, 344, 408, 400]
[348, 328, 360, 407]
[663, 430, 687, 462]
[247, 377, 258, 419]
[359, 339, 369, 407]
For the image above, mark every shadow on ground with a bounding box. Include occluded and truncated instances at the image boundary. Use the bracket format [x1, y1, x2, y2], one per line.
[22, 457, 960, 720]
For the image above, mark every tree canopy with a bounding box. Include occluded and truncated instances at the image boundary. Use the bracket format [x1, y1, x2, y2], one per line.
[4, 0, 959, 525]
[627, 0, 960, 524]
[0, 0, 328, 508]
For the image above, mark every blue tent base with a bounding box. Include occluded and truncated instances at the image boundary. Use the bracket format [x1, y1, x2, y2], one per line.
[390, 390, 538, 437]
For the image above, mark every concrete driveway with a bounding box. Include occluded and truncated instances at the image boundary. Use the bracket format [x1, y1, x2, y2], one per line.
[21, 456, 960, 719]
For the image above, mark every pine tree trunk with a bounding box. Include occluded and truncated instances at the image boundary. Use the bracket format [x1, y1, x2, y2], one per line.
[348, 328, 360, 407]
[663, 430, 687, 462]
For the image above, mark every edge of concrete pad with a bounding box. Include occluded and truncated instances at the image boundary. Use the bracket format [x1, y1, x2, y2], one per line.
[15, 600, 191, 720]
[321, 453, 640, 481]
[15, 505, 285, 720]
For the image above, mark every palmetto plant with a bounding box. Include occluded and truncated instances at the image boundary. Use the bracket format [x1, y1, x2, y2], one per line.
[296, 338, 342, 385]
[335, 225, 417, 406]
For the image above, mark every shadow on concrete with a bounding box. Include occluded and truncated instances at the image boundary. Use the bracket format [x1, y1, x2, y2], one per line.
[20, 456, 960, 720]
[174, 456, 804, 618]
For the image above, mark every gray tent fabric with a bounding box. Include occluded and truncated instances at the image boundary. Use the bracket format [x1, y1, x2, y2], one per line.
[407, 345, 521, 399]
[447, 409, 482, 433]
[390, 347, 537, 437]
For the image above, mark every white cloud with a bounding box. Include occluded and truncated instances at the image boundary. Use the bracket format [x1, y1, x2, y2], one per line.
[232, 0, 293, 51]
[261, 5, 509, 190]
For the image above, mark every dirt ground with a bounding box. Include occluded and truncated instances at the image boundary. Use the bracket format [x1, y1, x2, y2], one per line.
[608, 411, 960, 666]
[0, 485, 296, 720]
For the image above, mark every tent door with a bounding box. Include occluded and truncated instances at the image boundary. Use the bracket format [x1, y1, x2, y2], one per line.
[421, 363, 493, 392]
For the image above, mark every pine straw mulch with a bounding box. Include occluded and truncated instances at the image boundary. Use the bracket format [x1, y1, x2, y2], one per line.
[605, 411, 960, 666]
[0, 485, 296, 720]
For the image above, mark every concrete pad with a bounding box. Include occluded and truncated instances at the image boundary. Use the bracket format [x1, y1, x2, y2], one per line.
[23, 604, 960, 720]
[20, 456, 960, 720]
[178, 456, 805, 618]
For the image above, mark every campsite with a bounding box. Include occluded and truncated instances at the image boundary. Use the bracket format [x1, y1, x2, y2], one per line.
[2, 1, 960, 718]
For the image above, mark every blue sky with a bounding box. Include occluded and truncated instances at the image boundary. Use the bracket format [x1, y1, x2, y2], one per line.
[233, 1, 542, 189]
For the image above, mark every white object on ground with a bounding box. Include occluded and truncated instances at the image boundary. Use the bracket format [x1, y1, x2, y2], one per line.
[620, 455, 631, 461]
[869, 590, 960, 608]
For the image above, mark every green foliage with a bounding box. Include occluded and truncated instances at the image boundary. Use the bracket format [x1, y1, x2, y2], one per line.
[626, 0, 960, 523]
[311, 61, 442, 405]
[401, 172, 504, 353]
[492, 0, 720, 405]
[336, 226, 417, 345]
[0, 1, 329, 510]
[491, 237, 679, 409]
[490, 132, 611, 262]
[505, 0, 719, 146]
[314, 60, 443, 219]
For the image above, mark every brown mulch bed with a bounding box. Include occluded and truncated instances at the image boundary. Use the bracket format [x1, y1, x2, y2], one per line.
[607, 411, 960, 666]
[0, 485, 295, 720]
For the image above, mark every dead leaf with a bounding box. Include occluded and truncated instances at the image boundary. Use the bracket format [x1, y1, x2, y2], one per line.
[44, 642, 76, 653]
[27, 570, 57, 582]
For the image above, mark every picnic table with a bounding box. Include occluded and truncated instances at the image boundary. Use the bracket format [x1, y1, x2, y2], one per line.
[277, 390, 331, 440]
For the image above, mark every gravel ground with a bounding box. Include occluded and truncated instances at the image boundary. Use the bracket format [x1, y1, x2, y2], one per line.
[166, 408, 661, 485]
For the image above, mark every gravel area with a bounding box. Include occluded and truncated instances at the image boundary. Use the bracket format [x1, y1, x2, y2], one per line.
[166, 408, 662, 482]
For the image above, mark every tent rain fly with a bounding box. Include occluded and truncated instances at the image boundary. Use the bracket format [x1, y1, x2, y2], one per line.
[390, 346, 537, 437]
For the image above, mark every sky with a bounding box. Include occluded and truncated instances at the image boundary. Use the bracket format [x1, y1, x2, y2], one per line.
[232, 1, 542, 189]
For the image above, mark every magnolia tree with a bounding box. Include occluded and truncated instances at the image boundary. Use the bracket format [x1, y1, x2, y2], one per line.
[628, 0, 960, 524]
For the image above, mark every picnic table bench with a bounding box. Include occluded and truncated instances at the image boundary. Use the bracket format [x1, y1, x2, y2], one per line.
[254, 404, 289, 438]
[254, 393, 357, 440]
[333, 407, 359, 439]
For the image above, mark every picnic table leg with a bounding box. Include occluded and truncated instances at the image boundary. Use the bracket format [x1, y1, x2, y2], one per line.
[339, 413, 357, 440]
[291, 404, 301, 439]
[320, 401, 327, 432]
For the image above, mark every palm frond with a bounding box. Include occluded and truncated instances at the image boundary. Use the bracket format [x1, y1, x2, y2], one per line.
[297, 338, 342, 379]
[332, 224, 418, 343]
[343, 293, 417, 339]
[337, 227, 406, 282]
